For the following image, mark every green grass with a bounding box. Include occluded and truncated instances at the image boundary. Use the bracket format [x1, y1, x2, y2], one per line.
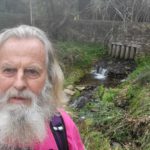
[55, 41, 150, 150]
[124, 56, 150, 117]
[54, 41, 105, 86]
[74, 55, 150, 150]
[55, 41, 105, 69]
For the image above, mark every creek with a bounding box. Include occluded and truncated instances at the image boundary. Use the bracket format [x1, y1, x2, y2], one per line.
[69, 57, 137, 149]
[76, 57, 136, 87]
[71, 57, 136, 109]
[77, 67, 122, 88]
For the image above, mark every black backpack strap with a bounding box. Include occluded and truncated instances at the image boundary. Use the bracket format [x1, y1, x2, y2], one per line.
[50, 114, 69, 150]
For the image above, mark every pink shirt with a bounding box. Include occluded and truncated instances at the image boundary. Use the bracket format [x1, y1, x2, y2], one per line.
[34, 110, 85, 150]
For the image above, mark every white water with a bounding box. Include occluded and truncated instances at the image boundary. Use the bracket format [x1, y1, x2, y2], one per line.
[91, 67, 108, 80]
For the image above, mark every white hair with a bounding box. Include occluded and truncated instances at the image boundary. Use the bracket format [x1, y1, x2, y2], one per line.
[0, 25, 67, 106]
[0, 25, 68, 149]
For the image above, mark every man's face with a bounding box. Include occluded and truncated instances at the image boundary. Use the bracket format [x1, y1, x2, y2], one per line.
[0, 37, 47, 106]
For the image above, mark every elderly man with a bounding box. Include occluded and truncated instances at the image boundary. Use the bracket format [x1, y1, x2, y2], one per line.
[0, 25, 84, 150]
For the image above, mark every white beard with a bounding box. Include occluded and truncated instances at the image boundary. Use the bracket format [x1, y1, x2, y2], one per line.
[0, 80, 56, 150]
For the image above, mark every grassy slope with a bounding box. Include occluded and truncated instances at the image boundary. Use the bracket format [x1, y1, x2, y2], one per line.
[55, 41, 105, 86]
[56, 41, 150, 150]
[76, 56, 150, 150]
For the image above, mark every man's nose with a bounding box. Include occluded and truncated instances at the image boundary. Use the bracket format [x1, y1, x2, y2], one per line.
[13, 70, 27, 91]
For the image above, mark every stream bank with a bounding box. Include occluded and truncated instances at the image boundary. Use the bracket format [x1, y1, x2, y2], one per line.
[66, 56, 150, 150]
[57, 41, 150, 150]
[77, 57, 136, 87]
[69, 57, 136, 109]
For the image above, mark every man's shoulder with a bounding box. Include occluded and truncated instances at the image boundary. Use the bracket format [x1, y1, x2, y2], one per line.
[59, 109, 75, 126]
[59, 109, 85, 150]
[58, 109, 78, 132]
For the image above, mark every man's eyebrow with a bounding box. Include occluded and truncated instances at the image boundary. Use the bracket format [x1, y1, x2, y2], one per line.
[26, 65, 43, 70]
[0, 63, 15, 68]
[0, 63, 43, 71]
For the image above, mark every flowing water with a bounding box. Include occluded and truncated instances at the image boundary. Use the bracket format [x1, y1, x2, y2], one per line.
[77, 67, 125, 88]
[92, 67, 108, 80]
[76, 57, 136, 87]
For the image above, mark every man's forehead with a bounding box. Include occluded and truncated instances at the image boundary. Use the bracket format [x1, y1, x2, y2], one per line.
[0, 37, 47, 67]
[0, 37, 45, 53]
[0, 38, 44, 55]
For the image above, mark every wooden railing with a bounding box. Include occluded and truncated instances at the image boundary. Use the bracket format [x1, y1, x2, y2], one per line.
[109, 42, 140, 59]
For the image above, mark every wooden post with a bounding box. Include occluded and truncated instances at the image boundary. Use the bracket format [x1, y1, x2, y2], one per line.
[125, 46, 130, 59]
[115, 45, 121, 58]
[129, 47, 135, 59]
[120, 45, 126, 59]
[111, 44, 116, 57]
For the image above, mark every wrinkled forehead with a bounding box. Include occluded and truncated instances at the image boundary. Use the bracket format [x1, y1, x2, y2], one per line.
[0, 36, 48, 64]
[0, 28, 54, 68]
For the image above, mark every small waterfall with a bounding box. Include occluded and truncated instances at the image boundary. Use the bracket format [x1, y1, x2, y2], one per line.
[91, 66, 108, 80]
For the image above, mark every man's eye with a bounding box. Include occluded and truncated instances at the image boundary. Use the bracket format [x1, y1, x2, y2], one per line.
[25, 69, 40, 78]
[2, 68, 16, 76]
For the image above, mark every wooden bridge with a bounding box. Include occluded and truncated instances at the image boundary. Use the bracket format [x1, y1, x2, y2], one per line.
[109, 42, 140, 59]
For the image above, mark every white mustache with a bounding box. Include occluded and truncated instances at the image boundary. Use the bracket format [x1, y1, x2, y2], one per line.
[0, 88, 38, 104]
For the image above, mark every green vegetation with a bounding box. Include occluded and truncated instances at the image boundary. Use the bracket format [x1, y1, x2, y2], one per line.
[84, 55, 150, 150]
[55, 41, 105, 85]
[56, 41, 150, 150]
